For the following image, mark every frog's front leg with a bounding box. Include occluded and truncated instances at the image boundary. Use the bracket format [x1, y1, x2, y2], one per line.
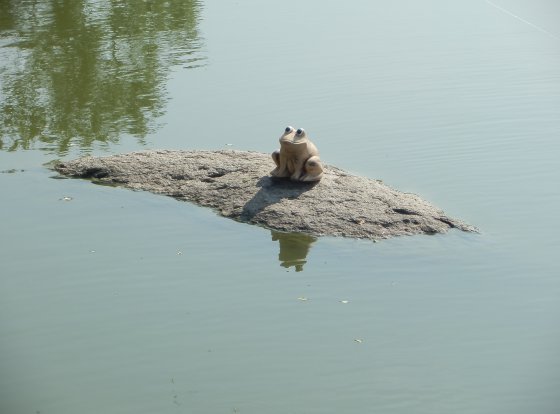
[300, 156, 323, 182]
[289, 158, 306, 181]
[270, 150, 290, 177]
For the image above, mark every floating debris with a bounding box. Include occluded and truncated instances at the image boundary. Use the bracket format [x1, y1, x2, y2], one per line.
[59, 196, 73, 201]
[340, 300, 349, 304]
[297, 297, 308, 301]
[354, 339, 363, 344]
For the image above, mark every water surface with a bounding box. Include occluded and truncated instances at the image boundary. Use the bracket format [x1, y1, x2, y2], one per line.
[1, 1, 560, 413]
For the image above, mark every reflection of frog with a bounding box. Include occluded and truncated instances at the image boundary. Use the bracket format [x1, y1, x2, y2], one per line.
[270, 126, 323, 182]
[271, 230, 317, 272]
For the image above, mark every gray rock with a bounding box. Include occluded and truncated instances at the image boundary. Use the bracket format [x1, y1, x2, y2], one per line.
[54, 150, 476, 240]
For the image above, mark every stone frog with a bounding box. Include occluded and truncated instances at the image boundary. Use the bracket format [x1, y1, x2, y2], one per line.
[270, 126, 324, 182]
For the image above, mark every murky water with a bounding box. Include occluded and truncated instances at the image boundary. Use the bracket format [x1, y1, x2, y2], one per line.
[1, 1, 560, 413]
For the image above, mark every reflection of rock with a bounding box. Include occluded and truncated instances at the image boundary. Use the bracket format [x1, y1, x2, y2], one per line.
[271, 231, 317, 272]
[54, 150, 478, 240]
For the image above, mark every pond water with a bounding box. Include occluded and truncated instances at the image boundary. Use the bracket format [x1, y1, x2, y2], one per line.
[1, 0, 560, 413]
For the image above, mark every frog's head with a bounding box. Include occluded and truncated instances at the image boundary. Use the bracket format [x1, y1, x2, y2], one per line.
[279, 126, 308, 146]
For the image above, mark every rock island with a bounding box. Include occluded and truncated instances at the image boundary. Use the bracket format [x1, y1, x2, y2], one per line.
[54, 150, 476, 240]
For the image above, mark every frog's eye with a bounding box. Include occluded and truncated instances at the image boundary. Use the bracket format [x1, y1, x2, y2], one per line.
[296, 128, 305, 136]
[284, 126, 294, 133]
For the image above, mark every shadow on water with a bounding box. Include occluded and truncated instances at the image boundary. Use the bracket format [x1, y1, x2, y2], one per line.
[0, 0, 205, 155]
[271, 230, 317, 272]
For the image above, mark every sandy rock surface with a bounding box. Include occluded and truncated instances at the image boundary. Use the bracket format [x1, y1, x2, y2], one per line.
[54, 150, 476, 240]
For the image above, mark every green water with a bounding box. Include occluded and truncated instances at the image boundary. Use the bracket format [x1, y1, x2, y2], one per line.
[1, 1, 560, 413]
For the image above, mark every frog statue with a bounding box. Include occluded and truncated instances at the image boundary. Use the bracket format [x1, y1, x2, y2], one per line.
[270, 126, 324, 182]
